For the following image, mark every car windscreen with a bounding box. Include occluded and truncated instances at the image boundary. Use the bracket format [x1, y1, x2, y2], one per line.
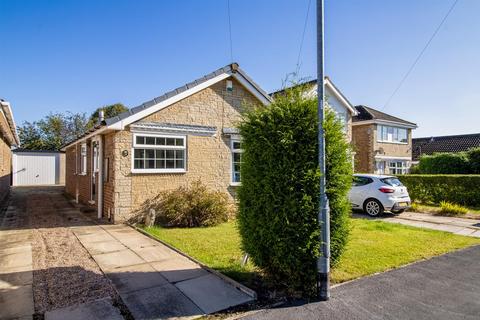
[380, 177, 403, 187]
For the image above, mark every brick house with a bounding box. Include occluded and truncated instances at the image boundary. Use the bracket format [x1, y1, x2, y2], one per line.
[352, 105, 417, 174]
[62, 63, 272, 223]
[0, 99, 20, 203]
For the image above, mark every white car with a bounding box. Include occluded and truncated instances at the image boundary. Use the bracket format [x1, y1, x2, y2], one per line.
[349, 174, 411, 216]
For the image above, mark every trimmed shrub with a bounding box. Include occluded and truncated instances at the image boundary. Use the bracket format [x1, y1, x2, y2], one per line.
[398, 175, 480, 207]
[152, 180, 233, 227]
[439, 201, 468, 216]
[237, 89, 352, 295]
[417, 153, 470, 174]
[467, 148, 480, 174]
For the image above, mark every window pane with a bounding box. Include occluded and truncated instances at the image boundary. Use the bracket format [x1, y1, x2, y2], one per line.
[156, 137, 165, 145]
[146, 159, 155, 168]
[146, 149, 155, 159]
[155, 149, 165, 159]
[175, 150, 184, 160]
[136, 136, 145, 144]
[233, 141, 241, 149]
[234, 164, 241, 172]
[145, 137, 155, 145]
[165, 150, 175, 159]
[377, 126, 383, 141]
[134, 149, 144, 158]
[233, 173, 241, 183]
[134, 159, 144, 169]
[175, 138, 184, 146]
[233, 152, 241, 162]
[166, 138, 175, 146]
[175, 159, 184, 169]
[155, 160, 165, 169]
[166, 159, 175, 168]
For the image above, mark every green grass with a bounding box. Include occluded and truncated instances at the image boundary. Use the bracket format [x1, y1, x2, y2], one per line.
[410, 202, 480, 216]
[143, 218, 480, 286]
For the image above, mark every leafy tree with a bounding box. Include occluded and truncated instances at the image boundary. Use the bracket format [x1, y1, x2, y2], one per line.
[18, 112, 88, 150]
[237, 87, 352, 296]
[87, 103, 128, 128]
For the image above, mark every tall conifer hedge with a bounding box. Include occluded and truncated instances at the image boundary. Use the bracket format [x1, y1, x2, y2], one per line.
[237, 89, 352, 295]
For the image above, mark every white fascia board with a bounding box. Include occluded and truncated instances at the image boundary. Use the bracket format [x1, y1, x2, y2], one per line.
[352, 119, 417, 129]
[0, 100, 20, 145]
[61, 126, 111, 151]
[374, 155, 412, 160]
[232, 73, 271, 105]
[325, 79, 358, 116]
[108, 73, 231, 130]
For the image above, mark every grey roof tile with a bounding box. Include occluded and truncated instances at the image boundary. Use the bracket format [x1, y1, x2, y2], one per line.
[412, 134, 480, 161]
[353, 105, 416, 127]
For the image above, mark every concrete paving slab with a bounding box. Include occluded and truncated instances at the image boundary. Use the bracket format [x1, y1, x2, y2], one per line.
[132, 244, 178, 262]
[105, 263, 169, 293]
[471, 230, 480, 238]
[454, 228, 477, 236]
[0, 284, 34, 319]
[45, 297, 123, 320]
[76, 232, 116, 243]
[0, 269, 33, 289]
[112, 234, 160, 249]
[150, 257, 209, 283]
[92, 249, 144, 271]
[0, 250, 32, 269]
[175, 273, 254, 314]
[81, 240, 126, 255]
[120, 283, 203, 320]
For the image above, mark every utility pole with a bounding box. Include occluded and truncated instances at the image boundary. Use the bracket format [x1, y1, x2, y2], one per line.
[316, 0, 330, 301]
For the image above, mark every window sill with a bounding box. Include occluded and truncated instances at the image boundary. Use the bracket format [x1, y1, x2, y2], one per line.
[131, 169, 186, 174]
[76, 173, 87, 176]
[230, 182, 241, 187]
[376, 141, 409, 145]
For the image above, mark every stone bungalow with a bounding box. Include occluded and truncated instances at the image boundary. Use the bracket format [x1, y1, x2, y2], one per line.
[0, 99, 19, 203]
[63, 63, 358, 223]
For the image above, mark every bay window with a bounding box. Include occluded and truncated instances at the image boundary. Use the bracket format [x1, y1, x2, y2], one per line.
[132, 134, 186, 173]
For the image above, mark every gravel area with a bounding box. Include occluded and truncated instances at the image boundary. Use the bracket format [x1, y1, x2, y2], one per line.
[11, 187, 121, 314]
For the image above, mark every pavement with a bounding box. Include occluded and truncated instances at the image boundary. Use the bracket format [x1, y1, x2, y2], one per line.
[359, 211, 480, 237]
[242, 244, 480, 320]
[72, 222, 255, 319]
[0, 186, 254, 319]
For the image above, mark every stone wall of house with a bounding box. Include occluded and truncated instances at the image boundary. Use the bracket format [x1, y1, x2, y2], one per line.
[65, 142, 92, 205]
[0, 135, 11, 203]
[102, 132, 116, 221]
[352, 123, 374, 173]
[111, 77, 261, 223]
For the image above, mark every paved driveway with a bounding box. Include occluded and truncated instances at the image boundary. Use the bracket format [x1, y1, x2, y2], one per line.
[356, 212, 480, 237]
[242, 245, 480, 320]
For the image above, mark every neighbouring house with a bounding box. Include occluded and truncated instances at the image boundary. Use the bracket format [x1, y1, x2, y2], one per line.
[270, 77, 358, 142]
[62, 63, 272, 223]
[352, 105, 417, 174]
[412, 133, 480, 163]
[0, 99, 20, 202]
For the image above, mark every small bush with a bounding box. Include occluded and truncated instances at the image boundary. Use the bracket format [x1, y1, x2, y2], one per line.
[439, 201, 468, 216]
[398, 175, 480, 207]
[408, 202, 420, 212]
[238, 88, 352, 296]
[153, 180, 233, 227]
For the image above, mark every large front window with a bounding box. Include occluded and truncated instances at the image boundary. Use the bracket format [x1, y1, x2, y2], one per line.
[377, 125, 408, 144]
[231, 140, 242, 184]
[132, 134, 186, 173]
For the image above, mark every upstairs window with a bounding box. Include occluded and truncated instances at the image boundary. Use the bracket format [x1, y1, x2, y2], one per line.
[377, 125, 408, 144]
[231, 140, 242, 184]
[132, 134, 186, 173]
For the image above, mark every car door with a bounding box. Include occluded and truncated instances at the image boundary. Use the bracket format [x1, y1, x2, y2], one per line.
[349, 176, 373, 209]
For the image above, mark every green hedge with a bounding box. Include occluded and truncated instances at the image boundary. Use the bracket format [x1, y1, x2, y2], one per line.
[398, 175, 480, 207]
[415, 148, 480, 174]
[237, 89, 352, 296]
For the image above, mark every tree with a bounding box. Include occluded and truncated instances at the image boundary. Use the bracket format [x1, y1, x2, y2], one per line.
[87, 103, 128, 128]
[237, 87, 352, 295]
[18, 112, 89, 150]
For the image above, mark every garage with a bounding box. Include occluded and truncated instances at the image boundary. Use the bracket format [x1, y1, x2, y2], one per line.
[12, 150, 65, 186]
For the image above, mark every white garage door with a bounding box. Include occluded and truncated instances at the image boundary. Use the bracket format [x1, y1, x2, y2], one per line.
[13, 152, 60, 186]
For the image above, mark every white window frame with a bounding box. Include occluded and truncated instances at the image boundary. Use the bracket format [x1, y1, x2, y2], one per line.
[377, 125, 408, 144]
[388, 160, 409, 175]
[79, 143, 87, 175]
[131, 132, 187, 174]
[231, 139, 242, 186]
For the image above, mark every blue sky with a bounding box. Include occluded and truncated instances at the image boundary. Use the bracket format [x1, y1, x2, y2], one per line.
[1, 0, 478, 137]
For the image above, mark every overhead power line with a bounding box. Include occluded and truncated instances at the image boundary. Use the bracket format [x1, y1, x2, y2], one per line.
[382, 0, 459, 110]
[296, 0, 312, 74]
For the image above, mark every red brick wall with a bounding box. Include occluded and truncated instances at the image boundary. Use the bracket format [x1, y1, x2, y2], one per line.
[65, 142, 92, 205]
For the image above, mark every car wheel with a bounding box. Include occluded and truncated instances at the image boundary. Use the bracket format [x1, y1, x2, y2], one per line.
[391, 209, 405, 214]
[363, 199, 384, 217]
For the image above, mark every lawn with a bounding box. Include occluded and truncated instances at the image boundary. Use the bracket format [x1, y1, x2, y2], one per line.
[411, 202, 480, 217]
[143, 218, 480, 285]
